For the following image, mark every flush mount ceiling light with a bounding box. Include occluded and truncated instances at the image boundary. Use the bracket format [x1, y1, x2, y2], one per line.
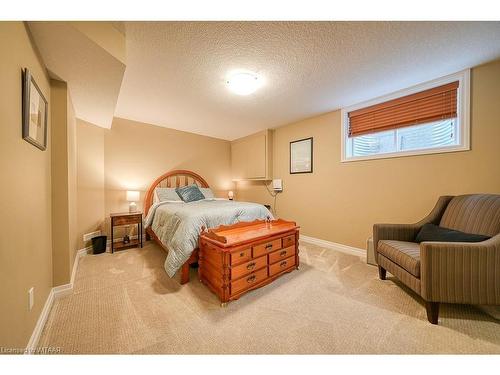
[226, 71, 262, 95]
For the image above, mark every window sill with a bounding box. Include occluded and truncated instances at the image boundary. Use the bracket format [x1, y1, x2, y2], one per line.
[341, 144, 470, 163]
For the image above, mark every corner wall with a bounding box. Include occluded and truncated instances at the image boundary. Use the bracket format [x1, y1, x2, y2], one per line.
[76, 119, 105, 250]
[50, 80, 78, 286]
[236, 60, 500, 249]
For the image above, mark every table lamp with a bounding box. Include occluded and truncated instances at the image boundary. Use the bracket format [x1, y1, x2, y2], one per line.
[228, 191, 234, 200]
[126, 190, 140, 212]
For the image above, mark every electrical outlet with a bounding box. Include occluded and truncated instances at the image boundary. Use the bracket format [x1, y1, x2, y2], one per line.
[83, 230, 101, 243]
[28, 287, 34, 311]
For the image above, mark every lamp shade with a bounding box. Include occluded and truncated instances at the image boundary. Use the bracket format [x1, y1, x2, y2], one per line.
[126, 190, 140, 202]
[228, 191, 234, 199]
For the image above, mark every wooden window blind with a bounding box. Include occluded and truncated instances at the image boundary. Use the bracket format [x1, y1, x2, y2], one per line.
[348, 81, 459, 137]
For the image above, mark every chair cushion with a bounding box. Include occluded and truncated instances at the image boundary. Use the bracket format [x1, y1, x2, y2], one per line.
[415, 223, 491, 243]
[439, 194, 500, 237]
[378, 240, 421, 277]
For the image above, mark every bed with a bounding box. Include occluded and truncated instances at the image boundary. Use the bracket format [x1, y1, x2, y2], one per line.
[143, 170, 273, 284]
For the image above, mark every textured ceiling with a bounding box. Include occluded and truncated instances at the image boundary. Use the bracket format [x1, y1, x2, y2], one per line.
[115, 22, 500, 140]
[30, 22, 500, 139]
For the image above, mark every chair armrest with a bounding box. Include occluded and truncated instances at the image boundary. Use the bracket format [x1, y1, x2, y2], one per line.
[372, 196, 454, 263]
[373, 223, 421, 248]
[420, 234, 500, 304]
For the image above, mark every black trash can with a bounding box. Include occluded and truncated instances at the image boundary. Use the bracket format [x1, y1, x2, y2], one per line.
[91, 235, 107, 254]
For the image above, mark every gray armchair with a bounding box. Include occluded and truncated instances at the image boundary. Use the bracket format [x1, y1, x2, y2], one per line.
[373, 194, 500, 324]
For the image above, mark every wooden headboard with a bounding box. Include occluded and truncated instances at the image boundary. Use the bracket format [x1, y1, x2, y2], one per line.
[143, 169, 209, 216]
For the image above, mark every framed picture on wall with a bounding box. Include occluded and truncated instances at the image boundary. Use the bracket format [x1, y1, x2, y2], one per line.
[22, 68, 48, 151]
[290, 137, 313, 174]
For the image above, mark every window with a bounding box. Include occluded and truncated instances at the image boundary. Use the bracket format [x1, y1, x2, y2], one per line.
[341, 70, 470, 162]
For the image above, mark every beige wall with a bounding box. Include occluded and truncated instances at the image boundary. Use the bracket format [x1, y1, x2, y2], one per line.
[104, 118, 233, 235]
[76, 119, 105, 249]
[0, 22, 53, 347]
[50, 80, 78, 286]
[237, 60, 500, 249]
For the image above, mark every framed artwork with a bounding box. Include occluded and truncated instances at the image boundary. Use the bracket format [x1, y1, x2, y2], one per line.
[290, 137, 313, 174]
[22, 68, 48, 150]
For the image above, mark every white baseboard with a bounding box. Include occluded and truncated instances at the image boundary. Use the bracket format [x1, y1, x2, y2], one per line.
[52, 283, 73, 298]
[71, 248, 88, 284]
[300, 235, 366, 258]
[25, 288, 54, 354]
[25, 246, 88, 354]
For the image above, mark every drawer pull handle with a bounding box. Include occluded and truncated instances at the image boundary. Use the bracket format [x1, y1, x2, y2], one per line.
[246, 262, 256, 270]
[279, 250, 287, 257]
[265, 244, 273, 250]
[280, 261, 288, 268]
[247, 275, 256, 283]
[240, 252, 245, 257]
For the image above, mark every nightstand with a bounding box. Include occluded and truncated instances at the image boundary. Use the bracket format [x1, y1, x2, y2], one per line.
[110, 212, 143, 253]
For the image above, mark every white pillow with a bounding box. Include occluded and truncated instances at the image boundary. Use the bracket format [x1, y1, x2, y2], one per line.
[154, 188, 182, 202]
[199, 188, 215, 199]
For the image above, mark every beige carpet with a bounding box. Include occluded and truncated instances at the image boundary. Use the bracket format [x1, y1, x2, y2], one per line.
[38, 241, 500, 354]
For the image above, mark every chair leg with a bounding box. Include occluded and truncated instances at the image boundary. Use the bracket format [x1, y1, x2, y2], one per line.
[378, 266, 386, 280]
[180, 263, 190, 285]
[425, 301, 440, 325]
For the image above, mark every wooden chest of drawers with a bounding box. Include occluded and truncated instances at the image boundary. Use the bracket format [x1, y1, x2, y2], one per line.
[198, 219, 299, 306]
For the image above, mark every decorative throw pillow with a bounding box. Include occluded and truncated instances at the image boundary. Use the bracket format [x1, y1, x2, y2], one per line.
[415, 223, 491, 243]
[175, 184, 205, 203]
[155, 188, 182, 202]
[199, 188, 215, 199]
